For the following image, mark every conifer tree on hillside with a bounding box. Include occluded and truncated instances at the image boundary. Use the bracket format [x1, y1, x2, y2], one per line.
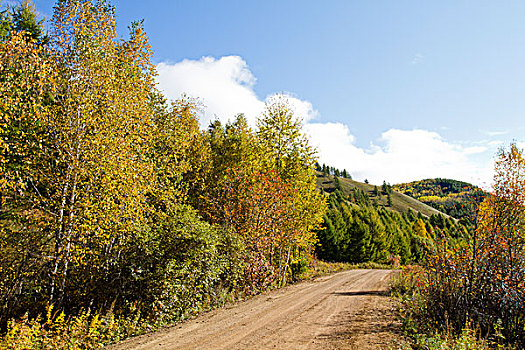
[0, 0, 47, 43]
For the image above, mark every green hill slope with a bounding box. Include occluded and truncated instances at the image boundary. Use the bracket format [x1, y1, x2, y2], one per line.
[316, 172, 447, 218]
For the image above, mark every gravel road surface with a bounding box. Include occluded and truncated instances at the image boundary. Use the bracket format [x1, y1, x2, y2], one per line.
[108, 269, 402, 349]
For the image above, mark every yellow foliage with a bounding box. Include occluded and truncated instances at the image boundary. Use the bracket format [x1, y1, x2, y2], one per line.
[419, 195, 445, 202]
[413, 219, 428, 238]
[0, 304, 135, 349]
[1, 0, 158, 310]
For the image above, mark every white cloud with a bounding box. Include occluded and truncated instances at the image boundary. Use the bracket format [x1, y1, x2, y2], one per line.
[305, 125, 494, 187]
[488, 140, 504, 146]
[463, 146, 488, 155]
[156, 56, 317, 127]
[484, 130, 509, 137]
[157, 56, 263, 127]
[157, 55, 495, 187]
[411, 53, 424, 65]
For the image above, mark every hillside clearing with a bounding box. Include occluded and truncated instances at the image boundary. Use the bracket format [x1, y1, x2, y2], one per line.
[316, 172, 448, 218]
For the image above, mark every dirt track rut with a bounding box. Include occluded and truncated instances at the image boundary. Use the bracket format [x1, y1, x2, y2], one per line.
[109, 269, 399, 349]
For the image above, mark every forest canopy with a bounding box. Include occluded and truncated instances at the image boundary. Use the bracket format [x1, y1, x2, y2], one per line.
[0, 0, 326, 344]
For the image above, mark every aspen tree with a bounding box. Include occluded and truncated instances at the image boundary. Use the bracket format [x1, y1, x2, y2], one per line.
[45, 0, 156, 305]
[257, 96, 325, 284]
[1, 0, 157, 313]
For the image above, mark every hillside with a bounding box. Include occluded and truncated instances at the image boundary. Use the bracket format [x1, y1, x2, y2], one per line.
[392, 178, 488, 223]
[316, 172, 447, 218]
[314, 171, 469, 265]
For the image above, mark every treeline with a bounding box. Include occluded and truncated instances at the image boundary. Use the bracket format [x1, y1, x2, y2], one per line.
[316, 187, 469, 265]
[394, 178, 488, 224]
[0, 0, 324, 340]
[316, 163, 352, 179]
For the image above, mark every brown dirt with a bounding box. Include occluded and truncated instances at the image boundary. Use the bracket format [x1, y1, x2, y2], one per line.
[108, 269, 407, 350]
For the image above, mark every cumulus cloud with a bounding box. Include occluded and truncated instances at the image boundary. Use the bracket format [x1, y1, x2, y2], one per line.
[156, 56, 317, 127]
[157, 56, 263, 126]
[305, 124, 494, 187]
[156, 55, 495, 187]
[463, 146, 488, 155]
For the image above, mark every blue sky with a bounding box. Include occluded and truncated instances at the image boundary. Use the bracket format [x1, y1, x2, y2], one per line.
[32, 0, 525, 187]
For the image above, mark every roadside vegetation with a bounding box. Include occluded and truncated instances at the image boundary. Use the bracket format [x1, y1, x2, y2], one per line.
[392, 144, 525, 350]
[0, 1, 328, 347]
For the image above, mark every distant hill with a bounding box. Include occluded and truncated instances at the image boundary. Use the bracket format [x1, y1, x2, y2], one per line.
[392, 178, 488, 224]
[314, 171, 469, 265]
[315, 171, 447, 218]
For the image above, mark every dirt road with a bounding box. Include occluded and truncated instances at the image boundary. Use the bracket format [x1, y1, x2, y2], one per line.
[109, 269, 403, 349]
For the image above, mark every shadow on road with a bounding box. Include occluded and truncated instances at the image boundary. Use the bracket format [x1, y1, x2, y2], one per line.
[332, 290, 390, 297]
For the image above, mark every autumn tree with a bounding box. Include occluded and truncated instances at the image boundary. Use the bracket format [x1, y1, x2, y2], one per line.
[42, 0, 158, 308]
[117, 95, 246, 319]
[150, 95, 207, 206]
[196, 114, 260, 222]
[471, 144, 525, 343]
[421, 144, 525, 347]
[0, 0, 157, 319]
[0, 20, 56, 324]
[257, 96, 325, 283]
[186, 98, 325, 289]
[197, 115, 290, 291]
[0, 0, 331, 340]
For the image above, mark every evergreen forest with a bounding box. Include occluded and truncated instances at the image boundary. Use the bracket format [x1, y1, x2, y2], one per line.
[315, 174, 470, 266]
